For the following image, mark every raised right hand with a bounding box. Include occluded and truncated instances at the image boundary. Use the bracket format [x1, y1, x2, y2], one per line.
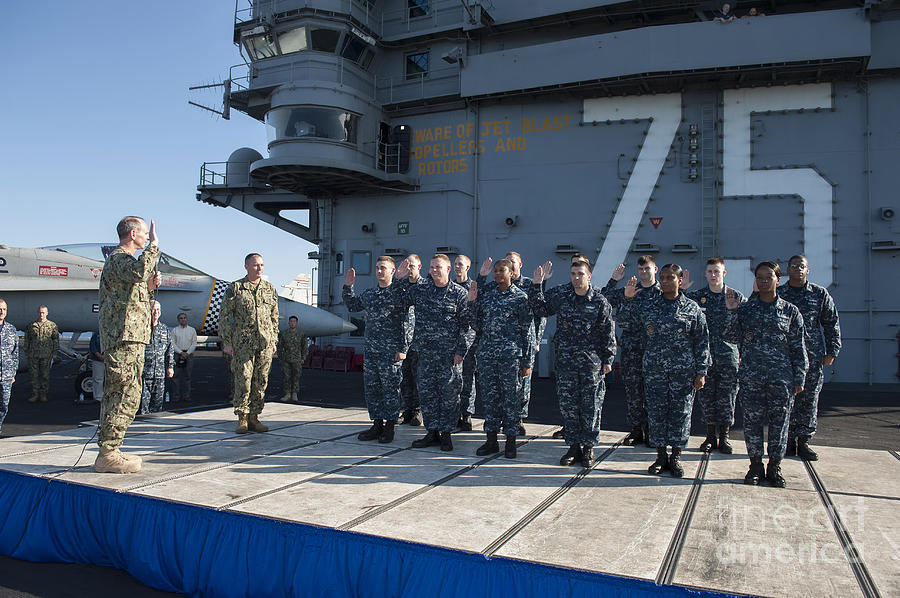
[149, 219, 158, 246]
[624, 276, 640, 298]
[725, 288, 740, 310]
[611, 264, 626, 281]
[479, 257, 493, 276]
[345, 268, 356, 286]
[395, 259, 409, 279]
[541, 261, 553, 280]
[533, 266, 544, 284]
[467, 280, 478, 302]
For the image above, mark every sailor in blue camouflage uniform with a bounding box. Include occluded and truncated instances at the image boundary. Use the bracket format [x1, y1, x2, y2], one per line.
[723, 261, 808, 488]
[453, 255, 477, 431]
[530, 259, 616, 468]
[686, 258, 744, 454]
[602, 255, 661, 446]
[0, 299, 19, 436]
[396, 254, 473, 451]
[140, 301, 175, 414]
[475, 251, 544, 434]
[778, 254, 841, 461]
[467, 259, 535, 459]
[625, 264, 710, 478]
[399, 254, 424, 426]
[342, 255, 411, 444]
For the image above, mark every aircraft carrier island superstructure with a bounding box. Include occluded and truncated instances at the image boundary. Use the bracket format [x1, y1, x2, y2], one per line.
[196, 0, 900, 385]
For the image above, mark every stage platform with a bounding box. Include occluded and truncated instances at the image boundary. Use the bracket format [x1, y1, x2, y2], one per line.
[0, 403, 897, 598]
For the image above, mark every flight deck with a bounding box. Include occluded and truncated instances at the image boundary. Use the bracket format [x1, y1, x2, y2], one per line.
[0, 403, 896, 597]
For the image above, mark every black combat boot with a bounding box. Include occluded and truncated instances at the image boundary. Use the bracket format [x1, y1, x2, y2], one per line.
[623, 426, 644, 446]
[766, 458, 786, 488]
[411, 429, 440, 448]
[744, 457, 765, 485]
[357, 419, 383, 441]
[440, 431, 453, 451]
[504, 435, 517, 459]
[378, 420, 396, 444]
[551, 428, 565, 439]
[579, 445, 594, 468]
[718, 426, 733, 454]
[785, 436, 797, 456]
[648, 447, 669, 475]
[476, 432, 500, 456]
[669, 447, 685, 478]
[797, 436, 818, 461]
[559, 445, 580, 466]
[457, 413, 473, 432]
[699, 425, 718, 452]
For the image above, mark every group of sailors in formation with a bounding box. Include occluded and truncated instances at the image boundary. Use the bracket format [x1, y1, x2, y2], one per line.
[342, 250, 840, 489]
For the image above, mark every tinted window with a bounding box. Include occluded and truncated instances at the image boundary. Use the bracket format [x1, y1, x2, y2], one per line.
[309, 28, 341, 52]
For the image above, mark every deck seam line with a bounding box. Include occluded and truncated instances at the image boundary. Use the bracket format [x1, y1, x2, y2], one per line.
[655, 450, 710, 585]
[480, 436, 626, 557]
[889, 450, 900, 464]
[336, 432, 556, 531]
[804, 459, 882, 598]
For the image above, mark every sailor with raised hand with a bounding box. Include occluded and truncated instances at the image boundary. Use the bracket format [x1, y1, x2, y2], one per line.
[466, 259, 534, 459]
[530, 258, 616, 469]
[94, 216, 161, 474]
[723, 261, 808, 487]
[342, 256, 409, 443]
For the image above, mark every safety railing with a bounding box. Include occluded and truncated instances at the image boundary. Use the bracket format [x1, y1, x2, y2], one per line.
[374, 64, 460, 105]
[228, 54, 375, 97]
[235, 0, 384, 36]
[199, 162, 228, 187]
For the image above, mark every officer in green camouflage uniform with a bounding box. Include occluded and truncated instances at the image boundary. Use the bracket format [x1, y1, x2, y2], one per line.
[277, 315, 309, 402]
[24, 306, 59, 403]
[220, 253, 279, 434]
[94, 216, 161, 474]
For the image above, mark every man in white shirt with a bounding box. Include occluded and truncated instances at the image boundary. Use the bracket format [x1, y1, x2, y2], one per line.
[171, 312, 197, 402]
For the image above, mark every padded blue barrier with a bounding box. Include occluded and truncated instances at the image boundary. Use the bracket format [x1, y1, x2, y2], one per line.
[0, 469, 736, 598]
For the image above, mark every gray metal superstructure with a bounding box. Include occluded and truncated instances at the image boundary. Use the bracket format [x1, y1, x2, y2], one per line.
[197, 0, 900, 384]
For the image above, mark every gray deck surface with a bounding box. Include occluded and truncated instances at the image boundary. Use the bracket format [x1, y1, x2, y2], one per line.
[1, 403, 896, 598]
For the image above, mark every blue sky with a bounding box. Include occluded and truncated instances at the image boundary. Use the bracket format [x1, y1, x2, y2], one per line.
[1, 1, 316, 289]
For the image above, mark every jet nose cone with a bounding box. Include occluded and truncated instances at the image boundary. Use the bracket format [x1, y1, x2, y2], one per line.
[341, 320, 358, 333]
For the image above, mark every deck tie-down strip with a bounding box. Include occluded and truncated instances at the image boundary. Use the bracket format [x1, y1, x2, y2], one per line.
[481, 437, 626, 556]
[804, 460, 882, 598]
[655, 450, 711, 585]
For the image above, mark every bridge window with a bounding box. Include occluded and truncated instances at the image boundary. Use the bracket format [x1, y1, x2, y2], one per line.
[267, 106, 359, 144]
[310, 28, 341, 53]
[408, 0, 430, 18]
[278, 26, 308, 54]
[405, 51, 429, 80]
[243, 32, 278, 60]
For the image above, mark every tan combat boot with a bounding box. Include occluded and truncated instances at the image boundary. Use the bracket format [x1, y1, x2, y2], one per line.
[236, 413, 249, 434]
[247, 414, 268, 433]
[94, 446, 142, 474]
[290, 392, 298, 403]
[119, 450, 143, 465]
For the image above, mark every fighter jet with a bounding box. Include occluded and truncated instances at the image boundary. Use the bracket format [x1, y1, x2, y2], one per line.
[0, 244, 356, 347]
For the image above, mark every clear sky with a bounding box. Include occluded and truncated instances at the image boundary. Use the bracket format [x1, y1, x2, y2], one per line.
[1, 1, 316, 290]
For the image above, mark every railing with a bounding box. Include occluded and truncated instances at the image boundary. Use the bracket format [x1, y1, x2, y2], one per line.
[199, 162, 228, 187]
[235, 0, 384, 36]
[380, 0, 469, 37]
[374, 64, 461, 105]
[374, 141, 407, 174]
[228, 54, 376, 97]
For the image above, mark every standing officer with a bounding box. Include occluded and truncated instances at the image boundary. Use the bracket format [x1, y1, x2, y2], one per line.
[0, 298, 19, 436]
[140, 300, 174, 414]
[277, 316, 309, 403]
[467, 259, 534, 459]
[724, 262, 808, 487]
[453, 254, 477, 431]
[94, 216, 161, 474]
[399, 254, 424, 426]
[475, 252, 543, 434]
[779, 255, 841, 461]
[343, 256, 410, 443]
[220, 253, 280, 434]
[626, 265, 710, 478]
[531, 259, 616, 469]
[687, 258, 744, 454]
[602, 256, 661, 446]
[395, 254, 472, 451]
[24, 305, 59, 403]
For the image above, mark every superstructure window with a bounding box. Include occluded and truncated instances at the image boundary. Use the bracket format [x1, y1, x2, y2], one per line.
[267, 106, 359, 144]
[278, 26, 308, 54]
[408, 0, 430, 18]
[309, 28, 341, 53]
[405, 51, 429, 80]
[341, 35, 367, 63]
[243, 33, 278, 60]
[351, 251, 372, 275]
